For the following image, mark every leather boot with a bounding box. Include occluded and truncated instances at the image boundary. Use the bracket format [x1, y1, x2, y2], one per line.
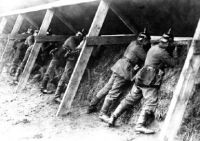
[108, 103, 129, 127]
[99, 98, 112, 123]
[54, 85, 64, 104]
[87, 96, 101, 114]
[41, 76, 49, 91]
[135, 111, 155, 134]
[13, 68, 22, 84]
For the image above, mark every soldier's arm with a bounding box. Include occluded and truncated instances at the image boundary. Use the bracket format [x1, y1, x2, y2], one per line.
[161, 51, 178, 67]
[136, 47, 146, 61]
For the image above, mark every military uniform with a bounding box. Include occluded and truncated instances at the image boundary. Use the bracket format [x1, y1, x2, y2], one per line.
[41, 36, 82, 95]
[13, 35, 35, 82]
[53, 36, 82, 101]
[88, 40, 150, 116]
[108, 43, 177, 133]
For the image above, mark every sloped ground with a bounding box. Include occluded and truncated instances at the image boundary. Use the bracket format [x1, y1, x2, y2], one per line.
[0, 41, 199, 141]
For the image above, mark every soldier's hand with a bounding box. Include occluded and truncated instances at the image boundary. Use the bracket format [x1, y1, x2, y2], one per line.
[50, 48, 58, 55]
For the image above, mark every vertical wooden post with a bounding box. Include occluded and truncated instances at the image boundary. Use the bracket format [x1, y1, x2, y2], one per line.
[0, 17, 8, 33]
[56, 0, 111, 116]
[160, 19, 200, 141]
[15, 9, 54, 92]
[0, 17, 8, 57]
[0, 14, 24, 75]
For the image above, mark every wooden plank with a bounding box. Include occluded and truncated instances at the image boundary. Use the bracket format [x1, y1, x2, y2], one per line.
[15, 9, 54, 92]
[86, 35, 193, 46]
[0, 17, 8, 58]
[9, 34, 31, 40]
[35, 35, 68, 43]
[159, 19, 200, 141]
[0, 14, 24, 75]
[86, 34, 137, 45]
[22, 14, 39, 29]
[0, 0, 97, 17]
[110, 4, 138, 34]
[0, 17, 8, 33]
[57, 0, 111, 116]
[0, 34, 9, 39]
[54, 10, 76, 33]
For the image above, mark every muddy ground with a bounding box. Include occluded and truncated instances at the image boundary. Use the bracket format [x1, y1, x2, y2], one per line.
[0, 41, 200, 141]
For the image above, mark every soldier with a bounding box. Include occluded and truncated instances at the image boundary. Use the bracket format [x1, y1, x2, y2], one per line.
[10, 27, 34, 76]
[40, 30, 85, 101]
[87, 29, 152, 122]
[53, 31, 86, 103]
[13, 33, 35, 84]
[107, 29, 179, 134]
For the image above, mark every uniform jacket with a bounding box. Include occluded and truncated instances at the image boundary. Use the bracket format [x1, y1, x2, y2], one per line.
[54, 36, 81, 61]
[135, 44, 177, 87]
[111, 41, 147, 81]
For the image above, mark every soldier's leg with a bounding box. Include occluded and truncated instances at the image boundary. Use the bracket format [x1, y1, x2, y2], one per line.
[41, 58, 58, 93]
[87, 72, 116, 114]
[135, 87, 158, 134]
[13, 46, 32, 82]
[108, 84, 143, 126]
[10, 54, 20, 76]
[54, 60, 76, 103]
[99, 74, 128, 122]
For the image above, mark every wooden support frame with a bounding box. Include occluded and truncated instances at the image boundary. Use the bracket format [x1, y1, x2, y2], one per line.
[15, 9, 54, 92]
[54, 9, 76, 33]
[160, 19, 200, 141]
[35, 35, 68, 42]
[0, 17, 8, 58]
[57, 0, 111, 116]
[110, 4, 138, 34]
[22, 14, 39, 29]
[0, 14, 24, 75]
[0, 17, 8, 34]
[86, 34, 137, 45]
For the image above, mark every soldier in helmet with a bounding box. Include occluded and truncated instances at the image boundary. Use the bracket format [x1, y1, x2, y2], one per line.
[10, 27, 34, 76]
[40, 30, 85, 101]
[107, 29, 179, 134]
[13, 33, 35, 83]
[87, 28, 152, 122]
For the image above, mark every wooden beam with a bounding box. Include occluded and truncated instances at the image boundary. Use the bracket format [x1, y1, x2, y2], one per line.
[54, 10, 76, 33]
[110, 4, 138, 34]
[0, 17, 8, 58]
[0, 0, 97, 17]
[56, 0, 111, 116]
[0, 14, 24, 75]
[35, 35, 68, 43]
[160, 19, 200, 141]
[86, 35, 193, 46]
[22, 14, 39, 29]
[0, 34, 9, 39]
[0, 17, 8, 34]
[15, 9, 54, 92]
[86, 34, 137, 45]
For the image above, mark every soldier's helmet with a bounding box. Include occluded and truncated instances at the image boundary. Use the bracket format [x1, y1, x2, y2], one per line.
[76, 29, 87, 37]
[33, 30, 39, 36]
[46, 28, 52, 36]
[160, 28, 174, 43]
[26, 26, 34, 34]
[137, 28, 151, 41]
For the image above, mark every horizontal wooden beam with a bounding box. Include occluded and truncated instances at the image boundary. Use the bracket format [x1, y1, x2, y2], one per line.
[86, 34, 193, 46]
[0, 34, 31, 40]
[0, 0, 97, 17]
[0, 34, 9, 39]
[86, 34, 137, 45]
[35, 35, 68, 42]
